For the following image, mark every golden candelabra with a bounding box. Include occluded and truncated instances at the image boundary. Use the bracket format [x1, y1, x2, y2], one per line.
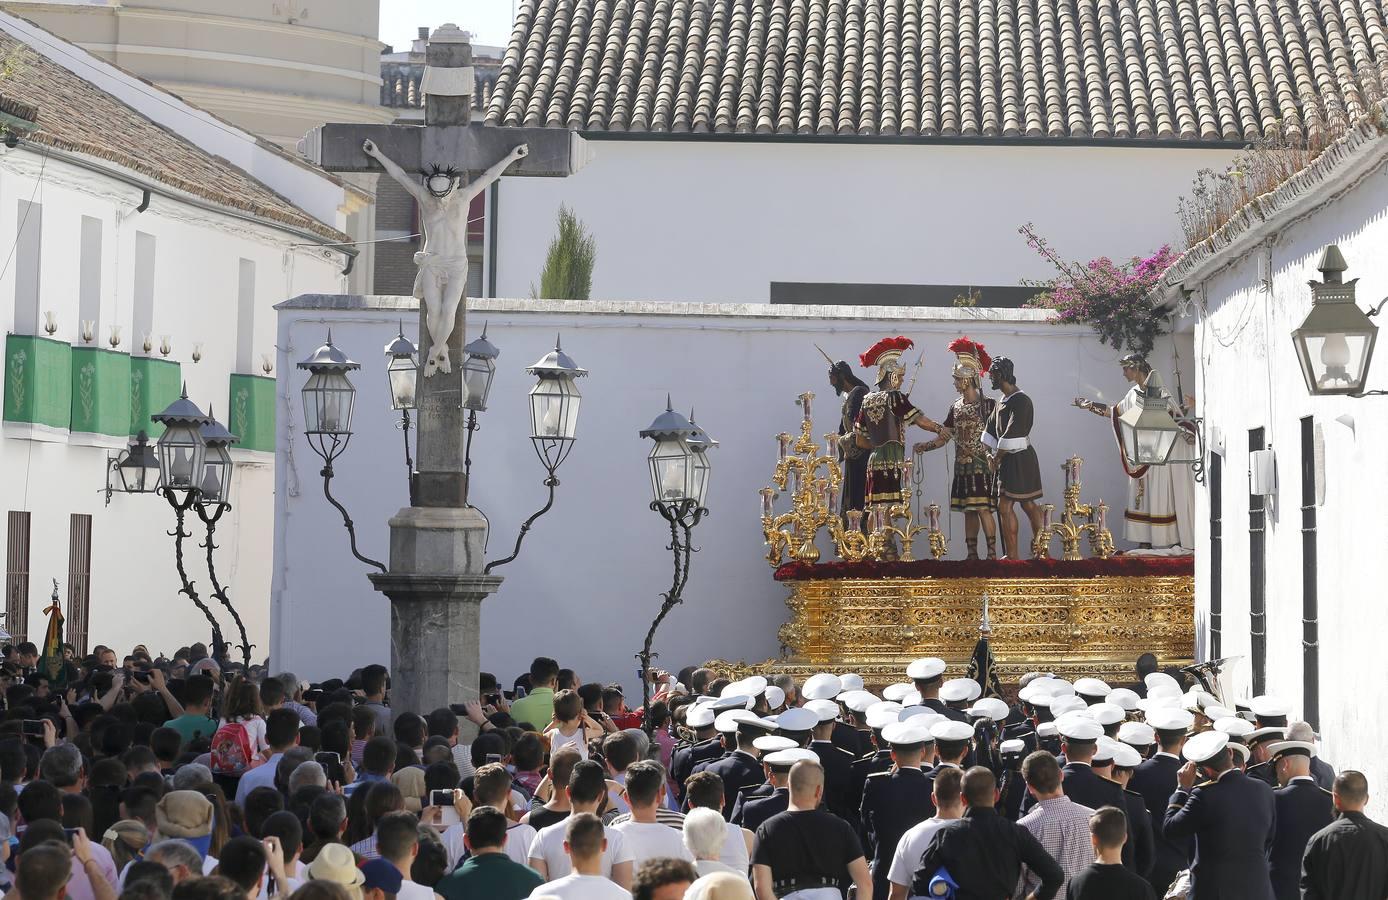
[761, 392, 947, 565]
[1031, 456, 1116, 560]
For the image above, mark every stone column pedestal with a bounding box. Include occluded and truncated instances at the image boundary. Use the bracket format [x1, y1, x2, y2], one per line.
[368, 506, 501, 721]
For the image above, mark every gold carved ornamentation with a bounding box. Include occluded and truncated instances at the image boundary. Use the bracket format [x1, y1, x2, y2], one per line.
[761, 393, 946, 564]
[709, 572, 1194, 685]
[1032, 456, 1116, 560]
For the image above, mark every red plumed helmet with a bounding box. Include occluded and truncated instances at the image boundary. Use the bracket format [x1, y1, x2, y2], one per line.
[947, 336, 992, 374]
[860, 336, 914, 368]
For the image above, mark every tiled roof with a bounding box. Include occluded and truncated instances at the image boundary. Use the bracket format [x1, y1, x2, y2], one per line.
[485, 0, 1388, 142]
[0, 32, 346, 241]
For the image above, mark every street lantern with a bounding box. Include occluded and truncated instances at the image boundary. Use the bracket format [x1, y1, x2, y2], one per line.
[103, 431, 161, 505]
[297, 331, 360, 462]
[526, 336, 587, 471]
[383, 324, 418, 411]
[1117, 370, 1180, 466]
[1292, 245, 1378, 396]
[639, 399, 713, 508]
[462, 322, 500, 412]
[150, 386, 211, 492]
[198, 408, 238, 504]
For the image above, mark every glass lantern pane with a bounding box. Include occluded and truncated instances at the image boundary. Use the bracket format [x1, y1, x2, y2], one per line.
[649, 439, 690, 503]
[531, 378, 581, 439]
[387, 360, 417, 410]
[690, 451, 712, 507]
[462, 357, 494, 411]
[1298, 331, 1373, 392]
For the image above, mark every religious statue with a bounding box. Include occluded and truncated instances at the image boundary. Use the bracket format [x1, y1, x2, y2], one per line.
[822, 350, 870, 521]
[982, 356, 1046, 558]
[853, 337, 949, 517]
[362, 138, 529, 377]
[917, 338, 999, 560]
[1073, 353, 1197, 550]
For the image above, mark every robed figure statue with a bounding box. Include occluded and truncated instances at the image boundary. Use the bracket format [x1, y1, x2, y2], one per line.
[828, 359, 870, 520]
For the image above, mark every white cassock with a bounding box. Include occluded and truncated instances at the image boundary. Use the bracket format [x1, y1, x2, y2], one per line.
[1114, 385, 1196, 550]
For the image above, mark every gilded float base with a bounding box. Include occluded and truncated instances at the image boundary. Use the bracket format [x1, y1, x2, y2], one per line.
[707, 572, 1194, 684]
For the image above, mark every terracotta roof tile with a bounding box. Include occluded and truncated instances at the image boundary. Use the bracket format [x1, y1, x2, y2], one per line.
[487, 0, 1388, 141]
[0, 34, 344, 241]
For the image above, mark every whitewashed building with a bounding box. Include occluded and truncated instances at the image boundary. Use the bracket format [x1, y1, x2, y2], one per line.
[1160, 106, 1388, 813]
[0, 12, 352, 656]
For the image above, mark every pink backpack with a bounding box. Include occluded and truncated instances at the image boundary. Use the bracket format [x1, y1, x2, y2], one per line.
[210, 720, 254, 774]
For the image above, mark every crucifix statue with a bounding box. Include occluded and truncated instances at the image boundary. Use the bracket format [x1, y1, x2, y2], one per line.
[299, 23, 590, 719]
[361, 138, 527, 376]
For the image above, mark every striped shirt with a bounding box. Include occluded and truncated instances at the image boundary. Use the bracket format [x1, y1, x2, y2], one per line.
[605, 808, 687, 829]
[1016, 795, 1096, 897]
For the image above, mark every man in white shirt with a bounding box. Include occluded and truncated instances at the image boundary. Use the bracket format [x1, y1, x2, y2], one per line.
[611, 762, 691, 868]
[234, 709, 302, 806]
[887, 765, 965, 900]
[530, 761, 635, 889]
[374, 811, 442, 900]
[438, 765, 536, 869]
[531, 813, 631, 899]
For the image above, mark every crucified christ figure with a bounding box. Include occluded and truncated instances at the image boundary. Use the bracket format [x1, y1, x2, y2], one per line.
[363, 139, 528, 376]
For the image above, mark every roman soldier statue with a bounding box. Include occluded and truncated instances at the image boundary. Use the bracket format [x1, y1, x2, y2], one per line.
[1073, 353, 1196, 550]
[918, 337, 999, 560]
[827, 356, 871, 520]
[853, 337, 949, 520]
[983, 356, 1046, 559]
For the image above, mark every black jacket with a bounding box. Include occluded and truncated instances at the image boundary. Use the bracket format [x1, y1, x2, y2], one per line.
[702, 751, 764, 818]
[860, 768, 934, 899]
[1269, 778, 1333, 900]
[1130, 752, 1187, 893]
[671, 736, 723, 797]
[915, 806, 1065, 900]
[1300, 810, 1388, 900]
[810, 739, 859, 826]
[729, 780, 775, 826]
[1123, 788, 1155, 878]
[741, 786, 791, 833]
[1163, 768, 1276, 900]
[849, 749, 893, 811]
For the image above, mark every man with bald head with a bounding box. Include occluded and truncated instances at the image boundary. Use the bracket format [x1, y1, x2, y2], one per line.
[751, 760, 871, 900]
[1300, 770, 1388, 900]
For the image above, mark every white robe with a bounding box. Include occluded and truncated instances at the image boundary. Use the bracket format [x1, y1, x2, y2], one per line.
[1115, 385, 1196, 550]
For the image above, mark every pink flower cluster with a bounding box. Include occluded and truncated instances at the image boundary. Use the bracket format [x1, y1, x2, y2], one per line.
[1019, 223, 1176, 354]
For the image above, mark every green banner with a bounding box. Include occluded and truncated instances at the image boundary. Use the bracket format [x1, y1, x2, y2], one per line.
[129, 356, 182, 437]
[228, 373, 275, 452]
[70, 346, 131, 436]
[4, 334, 71, 429]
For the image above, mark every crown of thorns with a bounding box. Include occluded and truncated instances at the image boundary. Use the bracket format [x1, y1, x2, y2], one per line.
[424, 164, 461, 180]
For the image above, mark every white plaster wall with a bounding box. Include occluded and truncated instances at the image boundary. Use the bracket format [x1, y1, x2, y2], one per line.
[492, 141, 1236, 303]
[0, 147, 342, 657]
[273, 297, 1194, 697]
[1188, 159, 1388, 816]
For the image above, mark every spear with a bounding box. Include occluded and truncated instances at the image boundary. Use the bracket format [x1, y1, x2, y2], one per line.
[814, 344, 835, 367]
[905, 347, 926, 395]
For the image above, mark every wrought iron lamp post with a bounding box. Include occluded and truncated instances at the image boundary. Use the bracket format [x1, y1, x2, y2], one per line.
[484, 338, 587, 573]
[150, 388, 226, 659]
[193, 409, 255, 669]
[384, 324, 419, 500]
[1292, 245, 1385, 397]
[297, 332, 386, 573]
[636, 399, 713, 730]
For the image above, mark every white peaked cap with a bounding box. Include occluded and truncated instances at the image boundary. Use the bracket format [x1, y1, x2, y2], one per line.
[1183, 730, 1230, 763]
[1118, 721, 1156, 746]
[906, 658, 947, 680]
[801, 673, 842, 701]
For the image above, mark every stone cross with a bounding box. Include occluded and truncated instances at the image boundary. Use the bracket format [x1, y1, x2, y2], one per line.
[300, 24, 589, 721]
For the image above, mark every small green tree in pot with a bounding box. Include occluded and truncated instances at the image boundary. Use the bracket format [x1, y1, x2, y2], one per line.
[532, 204, 596, 300]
